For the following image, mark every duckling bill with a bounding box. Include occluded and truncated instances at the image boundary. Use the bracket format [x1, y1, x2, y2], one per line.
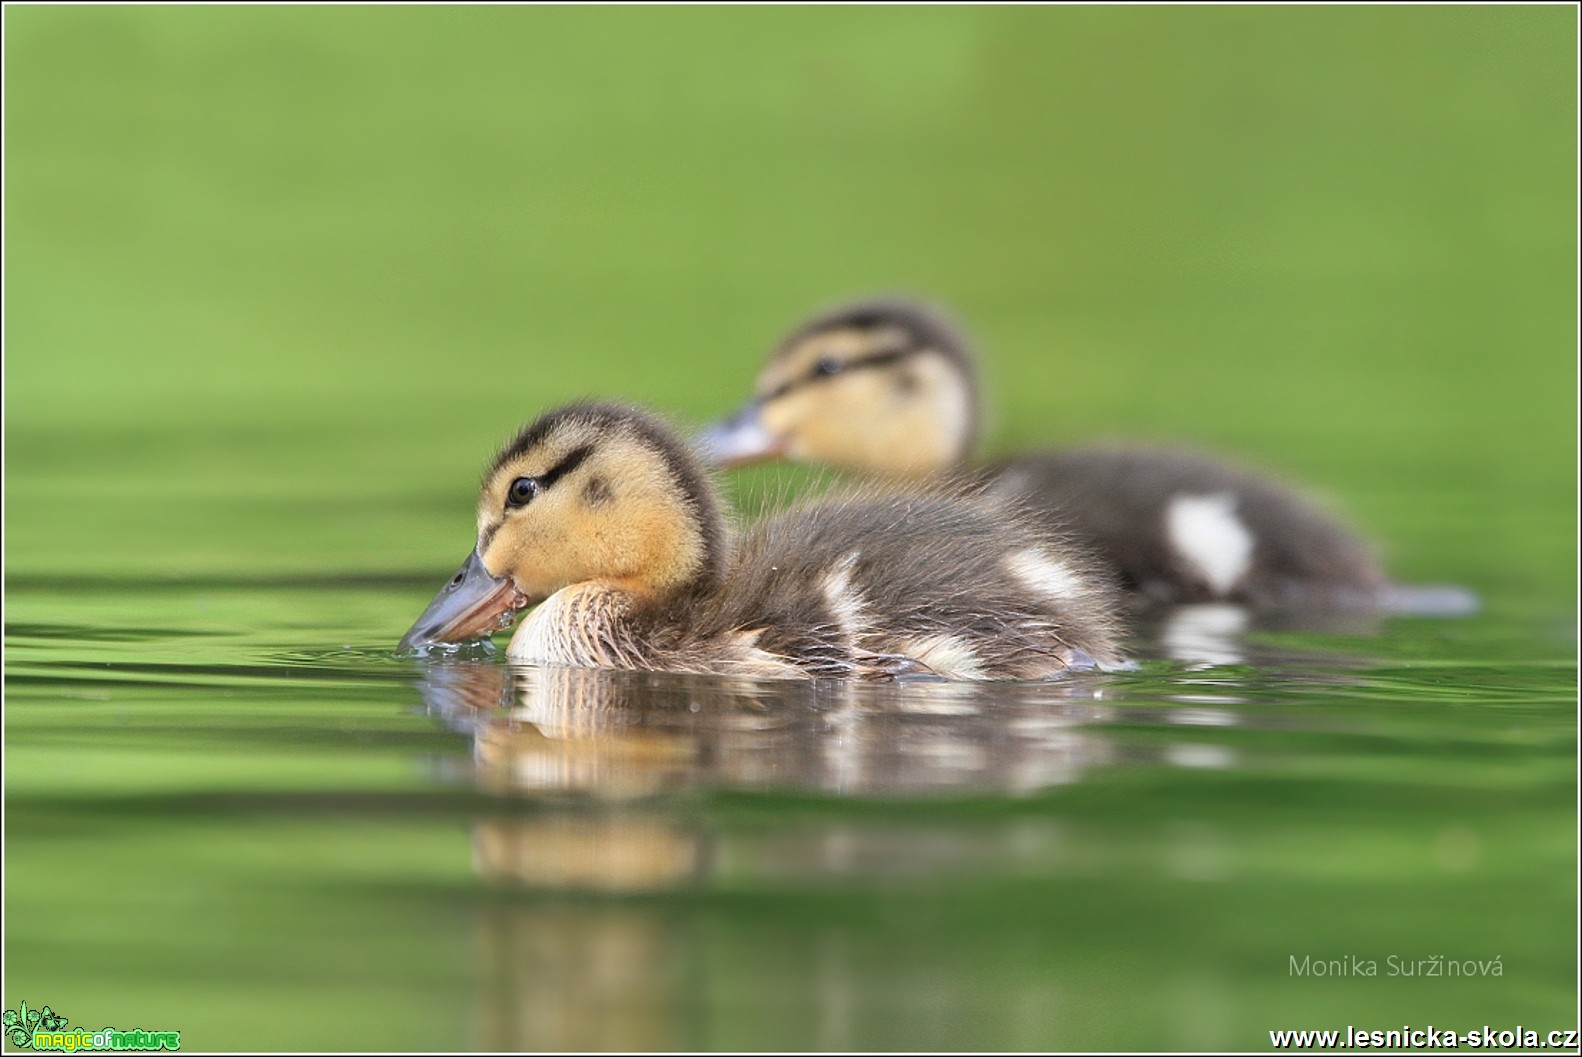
[401, 402, 1124, 679]
[399, 550, 530, 652]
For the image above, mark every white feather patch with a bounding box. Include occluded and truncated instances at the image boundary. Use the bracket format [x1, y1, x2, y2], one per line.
[902, 634, 986, 679]
[821, 552, 866, 641]
[508, 592, 574, 663]
[1005, 547, 1083, 600]
[1166, 493, 1254, 596]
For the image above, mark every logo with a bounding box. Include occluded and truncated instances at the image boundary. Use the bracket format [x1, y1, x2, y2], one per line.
[5, 1003, 67, 1047]
[3, 1003, 180, 1052]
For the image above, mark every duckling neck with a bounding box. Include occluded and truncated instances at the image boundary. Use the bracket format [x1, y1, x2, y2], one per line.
[506, 581, 641, 667]
[507, 563, 730, 665]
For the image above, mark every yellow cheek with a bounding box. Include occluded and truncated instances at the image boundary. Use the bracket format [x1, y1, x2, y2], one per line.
[862, 403, 958, 476]
[757, 391, 807, 444]
[755, 357, 971, 477]
[587, 499, 700, 599]
[761, 382, 872, 456]
[480, 497, 694, 603]
[480, 517, 567, 599]
[761, 377, 931, 475]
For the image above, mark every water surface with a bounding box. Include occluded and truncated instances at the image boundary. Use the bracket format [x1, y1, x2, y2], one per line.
[6, 570, 1573, 1050]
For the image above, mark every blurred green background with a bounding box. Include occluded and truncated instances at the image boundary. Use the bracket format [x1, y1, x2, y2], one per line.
[4, 6, 1577, 1052]
[5, 5, 1575, 597]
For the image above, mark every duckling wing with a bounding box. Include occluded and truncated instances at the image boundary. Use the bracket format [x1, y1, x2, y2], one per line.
[988, 447, 1385, 608]
[701, 490, 1125, 680]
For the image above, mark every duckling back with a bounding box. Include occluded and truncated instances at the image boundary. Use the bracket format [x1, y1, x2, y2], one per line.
[688, 485, 1125, 679]
[988, 447, 1387, 609]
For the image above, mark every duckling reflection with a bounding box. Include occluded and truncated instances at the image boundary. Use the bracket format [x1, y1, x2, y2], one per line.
[425, 663, 1109, 1050]
[422, 663, 1245, 1050]
[1156, 604, 1252, 668]
[473, 812, 705, 893]
[1142, 600, 1393, 670]
[473, 903, 693, 1051]
[418, 661, 1117, 802]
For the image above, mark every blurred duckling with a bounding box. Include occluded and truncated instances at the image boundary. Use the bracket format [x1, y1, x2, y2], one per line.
[700, 298, 1468, 612]
[400, 402, 1123, 679]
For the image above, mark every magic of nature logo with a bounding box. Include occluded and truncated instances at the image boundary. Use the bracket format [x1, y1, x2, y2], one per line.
[3, 1002, 180, 1052]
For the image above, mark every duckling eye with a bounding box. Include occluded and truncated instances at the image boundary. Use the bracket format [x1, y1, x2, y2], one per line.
[506, 476, 540, 508]
[812, 356, 845, 379]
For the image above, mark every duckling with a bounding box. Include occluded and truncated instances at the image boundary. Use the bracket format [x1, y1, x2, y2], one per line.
[699, 297, 1433, 611]
[400, 402, 1123, 679]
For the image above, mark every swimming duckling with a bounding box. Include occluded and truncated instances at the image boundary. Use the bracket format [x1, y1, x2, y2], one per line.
[400, 402, 1123, 679]
[700, 298, 1429, 610]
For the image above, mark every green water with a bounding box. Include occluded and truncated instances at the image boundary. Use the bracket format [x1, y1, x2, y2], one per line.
[5, 7, 1576, 1052]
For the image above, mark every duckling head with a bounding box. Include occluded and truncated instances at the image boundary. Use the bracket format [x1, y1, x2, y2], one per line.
[698, 297, 981, 477]
[400, 403, 726, 651]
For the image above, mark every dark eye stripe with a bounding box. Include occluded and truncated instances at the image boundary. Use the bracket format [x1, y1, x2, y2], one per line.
[762, 346, 917, 403]
[538, 444, 594, 489]
[501, 444, 596, 514]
